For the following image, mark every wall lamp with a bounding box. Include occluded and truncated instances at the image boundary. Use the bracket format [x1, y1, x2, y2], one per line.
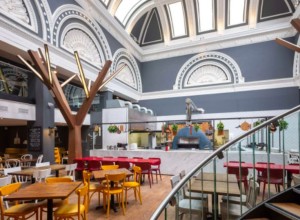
[48, 126, 57, 136]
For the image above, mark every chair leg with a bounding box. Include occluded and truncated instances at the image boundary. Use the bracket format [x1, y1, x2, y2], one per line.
[262, 183, 266, 200]
[159, 169, 162, 181]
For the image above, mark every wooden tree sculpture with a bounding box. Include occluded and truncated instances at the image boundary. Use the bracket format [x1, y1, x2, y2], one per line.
[18, 44, 125, 163]
[276, 18, 300, 52]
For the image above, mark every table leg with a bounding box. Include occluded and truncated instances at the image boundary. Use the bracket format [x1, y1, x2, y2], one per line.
[55, 170, 59, 177]
[47, 199, 53, 220]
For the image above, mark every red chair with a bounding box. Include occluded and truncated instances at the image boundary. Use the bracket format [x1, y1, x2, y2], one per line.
[87, 160, 101, 172]
[256, 162, 285, 200]
[134, 162, 152, 188]
[227, 161, 249, 192]
[101, 157, 115, 166]
[73, 159, 85, 179]
[149, 157, 162, 183]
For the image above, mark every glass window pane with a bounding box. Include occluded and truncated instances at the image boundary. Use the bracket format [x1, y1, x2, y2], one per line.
[115, 0, 146, 25]
[228, 0, 246, 26]
[168, 2, 186, 37]
[196, 0, 214, 32]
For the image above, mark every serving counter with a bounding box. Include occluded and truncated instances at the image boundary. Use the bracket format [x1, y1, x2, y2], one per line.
[90, 149, 213, 175]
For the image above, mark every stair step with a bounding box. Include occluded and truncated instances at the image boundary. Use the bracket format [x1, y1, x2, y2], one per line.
[244, 218, 270, 220]
[265, 203, 300, 220]
[293, 187, 300, 194]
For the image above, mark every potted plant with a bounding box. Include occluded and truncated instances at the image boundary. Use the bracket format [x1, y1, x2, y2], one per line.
[217, 121, 224, 135]
[194, 123, 200, 132]
[107, 125, 119, 133]
[253, 120, 262, 127]
[278, 119, 288, 131]
[171, 123, 178, 135]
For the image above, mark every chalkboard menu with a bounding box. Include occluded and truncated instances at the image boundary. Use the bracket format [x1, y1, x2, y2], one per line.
[28, 127, 42, 151]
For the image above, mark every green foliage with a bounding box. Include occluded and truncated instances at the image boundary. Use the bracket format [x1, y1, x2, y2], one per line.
[217, 121, 224, 131]
[107, 125, 119, 133]
[194, 124, 200, 132]
[171, 123, 178, 132]
[278, 119, 288, 131]
[253, 120, 262, 127]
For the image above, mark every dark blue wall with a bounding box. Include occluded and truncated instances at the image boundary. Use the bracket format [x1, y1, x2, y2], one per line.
[48, 0, 80, 13]
[139, 87, 299, 116]
[141, 38, 295, 92]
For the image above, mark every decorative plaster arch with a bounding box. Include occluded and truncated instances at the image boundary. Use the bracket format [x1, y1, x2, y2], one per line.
[52, 5, 112, 62]
[112, 48, 142, 92]
[0, 0, 38, 33]
[173, 51, 244, 90]
[60, 24, 104, 67]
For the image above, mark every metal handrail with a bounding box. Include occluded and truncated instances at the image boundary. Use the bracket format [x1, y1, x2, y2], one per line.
[150, 104, 300, 219]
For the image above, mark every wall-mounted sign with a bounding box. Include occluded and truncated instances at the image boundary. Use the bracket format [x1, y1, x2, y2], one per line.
[28, 127, 42, 151]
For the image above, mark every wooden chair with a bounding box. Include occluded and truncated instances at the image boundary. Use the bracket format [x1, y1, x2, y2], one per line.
[123, 166, 142, 205]
[36, 154, 44, 164]
[40, 177, 73, 220]
[102, 173, 126, 217]
[170, 174, 208, 219]
[227, 161, 249, 192]
[63, 163, 77, 181]
[101, 165, 119, 170]
[5, 159, 20, 168]
[149, 157, 162, 183]
[33, 168, 52, 182]
[20, 154, 33, 167]
[179, 170, 209, 202]
[221, 180, 259, 219]
[4, 166, 29, 184]
[0, 182, 40, 220]
[134, 162, 152, 188]
[82, 170, 104, 209]
[54, 183, 88, 220]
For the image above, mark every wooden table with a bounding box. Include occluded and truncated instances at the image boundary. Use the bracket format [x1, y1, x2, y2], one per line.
[7, 164, 65, 183]
[190, 173, 240, 218]
[5, 181, 82, 220]
[92, 168, 132, 212]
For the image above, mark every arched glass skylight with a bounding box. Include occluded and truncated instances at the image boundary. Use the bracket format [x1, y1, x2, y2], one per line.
[166, 1, 187, 38]
[227, 0, 247, 26]
[100, 0, 110, 6]
[115, 0, 147, 25]
[195, 0, 215, 32]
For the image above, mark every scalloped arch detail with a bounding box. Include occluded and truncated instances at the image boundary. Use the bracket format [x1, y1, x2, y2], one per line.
[173, 51, 244, 90]
[112, 48, 142, 92]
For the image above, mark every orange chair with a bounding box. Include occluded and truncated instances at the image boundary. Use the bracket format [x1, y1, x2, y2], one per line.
[82, 170, 104, 209]
[0, 182, 40, 220]
[149, 157, 162, 183]
[102, 173, 126, 217]
[227, 161, 249, 192]
[123, 166, 142, 205]
[54, 183, 88, 220]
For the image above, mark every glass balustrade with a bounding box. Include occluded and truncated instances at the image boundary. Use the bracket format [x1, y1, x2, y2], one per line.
[151, 105, 300, 220]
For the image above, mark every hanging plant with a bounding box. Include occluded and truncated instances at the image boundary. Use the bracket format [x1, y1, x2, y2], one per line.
[107, 125, 119, 133]
[253, 120, 262, 127]
[194, 124, 200, 132]
[278, 119, 288, 131]
[171, 123, 178, 135]
[217, 121, 224, 135]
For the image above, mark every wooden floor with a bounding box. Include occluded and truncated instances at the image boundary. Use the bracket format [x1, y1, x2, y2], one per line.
[30, 174, 173, 220]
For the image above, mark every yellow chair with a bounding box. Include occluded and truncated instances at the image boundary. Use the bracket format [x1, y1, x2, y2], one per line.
[54, 147, 61, 164]
[82, 170, 104, 210]
[54, 183, 88, 220]
[101, 164, 119, 170]
[123, 166, 142, 206]
[0, 182, 40, 220]
[102, 173, 126, 217]
[39, 177, 73, 220]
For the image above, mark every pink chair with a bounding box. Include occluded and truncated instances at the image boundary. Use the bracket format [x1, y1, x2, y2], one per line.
[227, 161, 249, 192]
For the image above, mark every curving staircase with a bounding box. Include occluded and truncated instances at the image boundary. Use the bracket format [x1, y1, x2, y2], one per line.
[150, 105, 300, 220]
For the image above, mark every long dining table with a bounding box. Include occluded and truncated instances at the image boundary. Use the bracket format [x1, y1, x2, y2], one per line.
[190, 173, 240, 218]
[224, 162, 300, 187]
[5, 181, 82, 220]
[7, 164, 66, 183]
[78, 156, 160, 165]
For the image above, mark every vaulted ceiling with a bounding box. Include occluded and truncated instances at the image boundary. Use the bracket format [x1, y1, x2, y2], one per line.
[78, 0, 299, 61]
